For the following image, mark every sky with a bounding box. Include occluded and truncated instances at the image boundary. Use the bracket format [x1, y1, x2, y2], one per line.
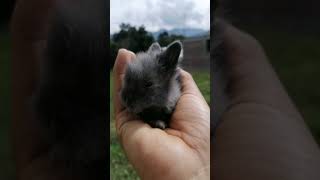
[110, 0, 210, 34]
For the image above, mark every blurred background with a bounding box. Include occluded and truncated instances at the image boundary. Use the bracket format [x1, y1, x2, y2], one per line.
[219, 0, 320, 145]
[0, 0, 16, 179]
[110, 0, 210, 179]
[2, 0, 319, 179]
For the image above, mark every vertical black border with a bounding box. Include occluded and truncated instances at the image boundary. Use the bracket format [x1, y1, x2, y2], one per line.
[105, 0, 111, 178]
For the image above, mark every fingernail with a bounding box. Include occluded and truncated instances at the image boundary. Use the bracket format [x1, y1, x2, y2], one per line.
[118, 48, 127, 53]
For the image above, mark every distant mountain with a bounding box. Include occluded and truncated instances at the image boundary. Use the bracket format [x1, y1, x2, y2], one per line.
[151, 28, 208, 39]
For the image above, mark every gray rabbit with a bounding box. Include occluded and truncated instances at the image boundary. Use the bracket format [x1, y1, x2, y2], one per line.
[120, 41, 183, 129]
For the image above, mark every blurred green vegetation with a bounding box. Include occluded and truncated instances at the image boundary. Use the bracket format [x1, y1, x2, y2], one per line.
[110, 71, 210, 180]
[0, 29, 15, 179]
[109, 73, 139, 179]
[110, 24, 185, 70]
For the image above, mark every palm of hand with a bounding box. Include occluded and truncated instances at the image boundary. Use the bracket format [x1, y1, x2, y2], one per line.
[114, 50, 210, 180]
[116, 92, 209, 180]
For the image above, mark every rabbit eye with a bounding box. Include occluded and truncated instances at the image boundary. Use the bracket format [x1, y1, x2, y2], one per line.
[144, 80, 153, 88]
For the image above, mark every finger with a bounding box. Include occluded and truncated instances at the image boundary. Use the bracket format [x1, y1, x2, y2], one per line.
[113, 49, 136, 114]
[11, 0, 56, 172]
[115, 110, 150, 146]
[179, 69, 207, 102]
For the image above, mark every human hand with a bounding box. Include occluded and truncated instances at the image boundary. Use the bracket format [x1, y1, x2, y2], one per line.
[11, 0, 61, 179]
[11, 0, 103, 179]
[113, 49, 210, 180]
[213, 21, 320, 179]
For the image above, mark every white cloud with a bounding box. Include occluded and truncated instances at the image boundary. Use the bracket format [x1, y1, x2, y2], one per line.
[110, 0, 210, 33]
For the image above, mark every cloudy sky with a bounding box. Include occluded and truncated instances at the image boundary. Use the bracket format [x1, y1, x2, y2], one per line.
[110, 0, 210, 34]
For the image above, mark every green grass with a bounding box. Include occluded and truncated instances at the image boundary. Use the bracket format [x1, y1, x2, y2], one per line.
[109, 72, 140, 179]
[109, 70, 210, 180]
[191, 71, 211, 104]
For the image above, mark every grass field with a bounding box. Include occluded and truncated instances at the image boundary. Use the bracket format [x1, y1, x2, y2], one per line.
[110, 71, 210, 180]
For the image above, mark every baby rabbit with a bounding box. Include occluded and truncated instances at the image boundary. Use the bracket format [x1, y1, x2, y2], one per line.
[120, 41, 183, 129]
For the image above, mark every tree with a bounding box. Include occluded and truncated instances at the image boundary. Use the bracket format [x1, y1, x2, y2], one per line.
[157, 31, 185, 47]
[112, 23, 154, 53]
[110, 23, 154, 70]
[110, 41, 119, 70]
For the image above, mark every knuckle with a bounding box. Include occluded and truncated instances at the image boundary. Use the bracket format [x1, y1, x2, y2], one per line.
[182, 70, 193, 81]
[116, 49, 128, 59]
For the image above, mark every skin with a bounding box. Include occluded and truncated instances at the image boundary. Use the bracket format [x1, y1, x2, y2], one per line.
[113, 49, 210, 180]
[11, 0, 60, 179]
[213, 21, 320, 179]
[11, 0, 103, 179]
[11, 0, 210, 179]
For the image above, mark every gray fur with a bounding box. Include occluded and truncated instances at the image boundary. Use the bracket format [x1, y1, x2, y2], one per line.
[120, 41, 183, 129]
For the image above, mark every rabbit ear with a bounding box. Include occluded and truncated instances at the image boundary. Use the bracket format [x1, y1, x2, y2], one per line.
[159, 41, 182, 71]
[148, 42, 161, 53]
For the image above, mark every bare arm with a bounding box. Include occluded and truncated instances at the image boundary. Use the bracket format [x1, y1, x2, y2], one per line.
[213, 22, 320, 180]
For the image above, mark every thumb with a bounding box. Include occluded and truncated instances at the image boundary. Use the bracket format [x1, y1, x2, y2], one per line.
[179, 69, 207, 103]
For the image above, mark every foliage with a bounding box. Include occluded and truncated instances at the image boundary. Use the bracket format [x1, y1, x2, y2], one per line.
[157, 31, 185, 46]
[110, 24, 154, 70]
[109, 24, 185, 70]
[110, 40, 119, 69]
[112, 23, 154, 53]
